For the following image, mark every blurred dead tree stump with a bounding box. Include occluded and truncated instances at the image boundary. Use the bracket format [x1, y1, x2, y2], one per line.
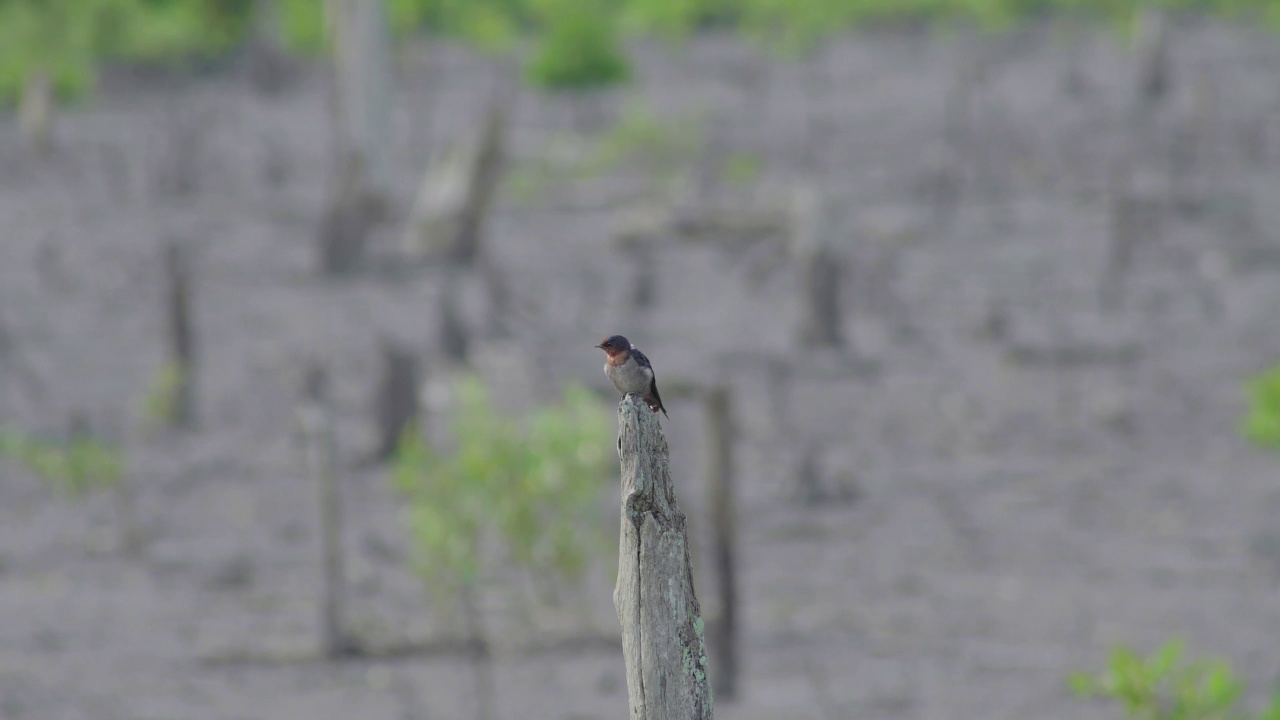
[702, 386, 739, 701]
[316, 0, 394, 275]
[370, 338, 420, 462]
[1133, 6, 1171, 109]
[245, 0, 298, 94]
[18, 70, 54, 158]
[155, 103, 206, 199]
[326, 0, 393, 203]
[1098, 177, 1163, 312]
[791, 188, 847, 350]
[163, 239, 197, 428]
[317, 152, 384, 275]
[403, 102, 509, 266]
[612, 200, 791, 301]
[436, 277, 470, 365]
[295, 363, 357, 658]
[613, 393, 713, 719]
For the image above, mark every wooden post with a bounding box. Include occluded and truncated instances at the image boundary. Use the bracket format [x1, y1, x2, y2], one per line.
[328, 0, 394, 203]
[18, 69, 53, 158]
[372, 338, 419, 462]
[703, 386, 739, 701]
[454, 103, 507, 266]
[163, 239, 196, 428]
[437, 277, 469, 366]
[792, 187, 846, 350]
[613, 394, 713, 719]
[296, 364, 355, 657]
[1133, 5, 1170, 109]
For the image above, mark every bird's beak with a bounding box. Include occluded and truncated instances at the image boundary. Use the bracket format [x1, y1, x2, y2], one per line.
[594, 343, 604, 349]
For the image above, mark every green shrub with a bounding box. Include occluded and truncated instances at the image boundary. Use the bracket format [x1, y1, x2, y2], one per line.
[1242, 364, 1280, 450]
[0, 424, 124, 499]
[721, 152, 763, 186]
[525, 0, 629, 90]
[504, 100, 704, 203]
[139, 361, 188, 436]
[392, 376, 614, 609]
[1070, 638, 1280, 720]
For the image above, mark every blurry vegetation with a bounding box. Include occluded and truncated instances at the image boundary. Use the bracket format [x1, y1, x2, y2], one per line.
[721, 152, 763, 187]
[139, 361, 189, 437]
[1242, 363, 1280, 451]
[0, 424, 124, 499]
[506, 99, 705, 203]
[391, 376, 614, 614]
[1070, 637, 1280, 720]
[525, 0, 628, 90]
[4, 0, 1280, 105]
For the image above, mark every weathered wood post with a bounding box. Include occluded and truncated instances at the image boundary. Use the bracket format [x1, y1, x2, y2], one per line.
[613, 393, 714, 719]
[371, 338, 419, 462]
[163, 239, 196, 428]
[295, 364, 355, 657]
[703, 386, 739, 701]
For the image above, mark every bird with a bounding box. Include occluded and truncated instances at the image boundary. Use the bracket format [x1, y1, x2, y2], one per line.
[596, 335, 668, 419]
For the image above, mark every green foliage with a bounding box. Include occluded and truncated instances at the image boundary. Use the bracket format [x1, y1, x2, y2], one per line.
[0, 425, 125, 499]
[4, 0, 1280, 106]
[525, 0, 629, 90]
[1242, 364, 1280, 450]
[0, 0, 99, 105]
[620, 0, 743, 39]
[392, 376, 614, 609]
[0, 0, 252, 106]
[1069, 638, 1280, 720]
[506, 100, 704, 202]
[721, 152, 763, 186]
[140, 361, 188, 435]
[589, 101, 704, 174]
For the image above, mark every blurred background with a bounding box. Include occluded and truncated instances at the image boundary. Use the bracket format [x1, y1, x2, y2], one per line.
[3, 0, 1280, 718]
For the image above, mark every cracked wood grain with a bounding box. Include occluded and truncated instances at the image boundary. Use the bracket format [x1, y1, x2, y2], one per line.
[613, 393, 713, 720]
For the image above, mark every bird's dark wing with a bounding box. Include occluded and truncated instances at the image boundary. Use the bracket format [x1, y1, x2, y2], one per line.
[631, 346, 669, 418]
[629, 346, 654, 372]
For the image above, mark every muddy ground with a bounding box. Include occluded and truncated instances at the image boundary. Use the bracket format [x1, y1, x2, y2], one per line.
[3, 16, 1280, 720]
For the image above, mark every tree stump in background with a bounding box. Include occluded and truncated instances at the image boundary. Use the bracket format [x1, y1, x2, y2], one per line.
[372, 338, 420, 462]
[296, 364, 357, 658]
[703, 386, 739, 701]
[792, 187, 847, 350]
[18, 70, 53, 158]
[613, 394, 713, 719]
[403, 102, 509, 266]
[163, 239, 197, 429]
[327, 0, 393, 204]
[1133, 6, 1171, 109]
[317, 152, 383, 276]
[436, 277, 470, 366]
[797, 243, 846, 349]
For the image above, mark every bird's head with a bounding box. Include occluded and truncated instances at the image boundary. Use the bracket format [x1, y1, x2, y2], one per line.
[595, 335, 631, 358]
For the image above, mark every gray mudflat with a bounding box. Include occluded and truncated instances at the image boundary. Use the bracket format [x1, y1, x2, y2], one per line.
[2, 19, 1280, 720]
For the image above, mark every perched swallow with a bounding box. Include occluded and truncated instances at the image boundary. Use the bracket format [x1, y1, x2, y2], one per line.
[596, 335, 668, 418]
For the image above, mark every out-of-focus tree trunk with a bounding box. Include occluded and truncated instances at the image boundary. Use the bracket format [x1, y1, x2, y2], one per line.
[246, 0, 294, 94]
[18, 69, 54, 158]
[327, 0, 394, 205]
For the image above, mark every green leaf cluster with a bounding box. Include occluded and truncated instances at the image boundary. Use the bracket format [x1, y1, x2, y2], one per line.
[1069, 638, 1280, 720]
[525, 0, 629, 90]
[1242, 364, 1280, 450]
[7, 0, 1280, 106]
[0, 425, 125, 499]
[391, 376, 614, 609]
[0, 0, 251, 106]
[506, 100, 704, 203]
[139, 360, 188, 435]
